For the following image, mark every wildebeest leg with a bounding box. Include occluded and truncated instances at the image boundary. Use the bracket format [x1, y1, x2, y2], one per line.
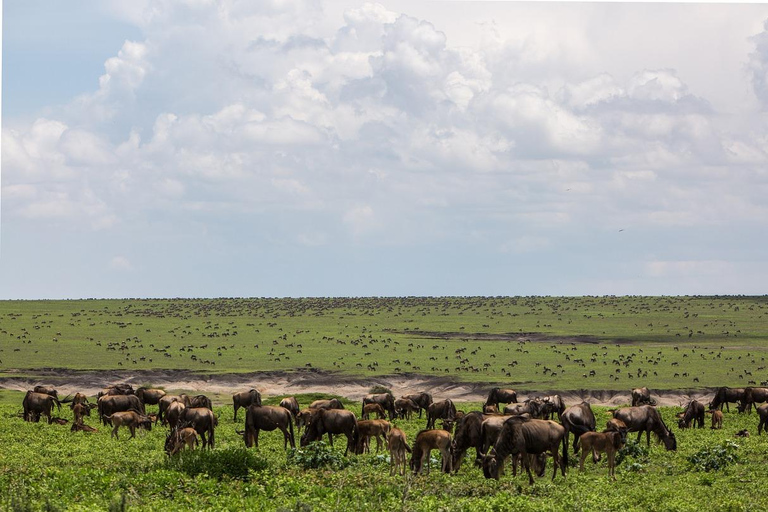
[523, 455, 534, 485]
[646, 429, 651, 447]
[112, 425, 119, 439]
[233, 404, 239, 422]
[328, 433, 334, 448]
[200, 432, 207, 449]
[579, 448, 588, 471]
[130, 425, 136, 438]
[608, 450, 616, 480]
[375, 435, 382, 453]
[209, 428, 215, 449]
[254, 429, 260, 448]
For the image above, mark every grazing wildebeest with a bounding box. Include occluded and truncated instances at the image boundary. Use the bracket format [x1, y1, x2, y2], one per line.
[631, 387, 654, 407]
[104, 411, 152, 439]
[362, 403, 387, 420]
[98, 395, 145, 425]
[451, 411, 499, 472]
[300, 409, 358, 455]
[362, 393, 396, 420]
[611, 406, 676, 450]
[23, 391, 61, 424]
[279, 397, 300, 419]
[185, 394, 212, 410]
[178, 407, 218, 449]
[395, 398, 420, 419]
[165, 427, 198, 456]
[579, 429, 627, 480]
[242, 405, 295, 449]
[309, 398, 345, 410]
[410, 429, 452, 474]
[504, 399, 545, 419]
[757, 404, 768, 435]
[561, 402, 596, 453]
[707, 409, 724, 429]
[98, 384, 134, 398]
[136, 388, 166, 408]
[485, 388, 517, 411]
[355, 419, 392, 454]
[165, 401, 186, 431]
[709, 387, 746, 412]
[426, 399, 457, 429]
[296, 408, 317, 432]
[741, 387, 768, 413]
[233, 389, 262, 421]
[388, 427, 411, 476]
[540, 395, 566, 420]
[482, 416, 567, 485]
[402, 393, 433, 419]
[33, 386, 59, 399]
[676, 400, 705, 429]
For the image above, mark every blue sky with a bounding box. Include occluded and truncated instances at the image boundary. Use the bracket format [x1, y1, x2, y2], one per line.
[3, 1, 768, 299]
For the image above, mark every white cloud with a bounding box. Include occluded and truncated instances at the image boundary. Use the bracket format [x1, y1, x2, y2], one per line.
[109, 256, 133, 271]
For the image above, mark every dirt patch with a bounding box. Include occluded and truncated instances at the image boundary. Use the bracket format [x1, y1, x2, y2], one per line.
[0, 368, 714, 407]
[386, 330, 604, 344]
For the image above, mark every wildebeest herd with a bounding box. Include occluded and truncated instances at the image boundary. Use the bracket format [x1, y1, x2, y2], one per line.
[19, 383, 768, 481]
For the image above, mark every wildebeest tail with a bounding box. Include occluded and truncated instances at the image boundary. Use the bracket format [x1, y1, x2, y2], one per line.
[288, 412, 295, 447]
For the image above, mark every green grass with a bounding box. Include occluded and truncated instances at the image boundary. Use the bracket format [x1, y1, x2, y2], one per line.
[1, 296, 768, 389]
[1, 390, 767, 511]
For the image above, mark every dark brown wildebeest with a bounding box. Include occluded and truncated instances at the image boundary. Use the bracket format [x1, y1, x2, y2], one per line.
[709, 387, 746, 412]
[362, 393, 396, 420]
[309, 398, 345, 410]
[426, 399, 457, 429]
[479, 414, 516, 454]
[482, 416, 567, 485]
[707, 409, 723, 429]
[388, 427, 411, 476]
[300, 409, 358, 455]
[279, 397, 300, 419]
[23, 391, 61, 424]
[676, 400, 705, 429]
[241, 405, 295, 449]
[402, 392, 433, 419]
[362, 403, 387, 420]
[98, 384, 135, 398]
[178, 407, 218, 449]
[296, 408, 317, 432]
[395, 398, 420, 419]
[410, 429, 452, 474]
[185, 394, 212, 410]
[757, 404, 768, 435]
[136, 388, 166, 407]
[485, 388, 517, 411]
[611, 406, 676, 450]
[165, 427, 198, 456]
[165, 401, 186, 431]
[33, 385, 59, 399]
[540, 395, 566, 420]
[98, 395, 145, 425]
[561, 402, 596, 453]
[355, 419, 392, 454]
[158, 395, 186, 424]
[451, 411, 499, 472]
[631, 387, 654, 407]
[741, 387, 768, 413]
[104, 411, 152, 439]
[579, 429, 627, 480]
[233, 389, 262, 421]
[504, 399, 545, 419]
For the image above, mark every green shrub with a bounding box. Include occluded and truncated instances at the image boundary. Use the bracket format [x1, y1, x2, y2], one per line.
[615, 439, 649, 466]
[687, 440, 739, 472]
[287, 441, 351, 470]
[368, 385, 392, 395]
[164, 447, 268, 481]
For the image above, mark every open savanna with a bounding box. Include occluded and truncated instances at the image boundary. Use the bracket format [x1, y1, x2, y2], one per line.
[1, 296, 768, 390]
[1, 389, 767, 512]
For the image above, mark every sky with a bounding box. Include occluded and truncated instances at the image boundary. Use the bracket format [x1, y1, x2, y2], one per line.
[2, 0, 768, 299]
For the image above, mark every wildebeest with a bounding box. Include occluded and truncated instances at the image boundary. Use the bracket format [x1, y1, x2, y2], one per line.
[741, 387, 768, 413]
[482, 404, 498, 414]
[104, 411, 152, 439]
[631, 387, 654, 407]
[426, 399, 457, 429]
[135, 387, 166, 407]
[33, 385, 59, 399]
[300, 408, 358, 455]
[296, 408, 316, 432]
[757, 404, 768, 435]
[410, 429, 452, 474]
[579, 430, 627, 480]
[540, 395, 566, 420]
[504, 399, 545, 419]
[611, 406, 676, 450]
[71, 423, 98, 433]
[23, 391, 61, 424]
[98, 384, 135, 398]
[185, 394, 212, 410]
[605, 418, 627, 432]
[178, 407, 218, 449]
[309, 398, 345, 410]
[708, 409, 724, 430]
[709, 387, 746, 412]
[451, 411, 497, 472]
[355, 419, 392, 454]
[72, 402, 91, 425]
[165, 401, 186, 430]
[388, 427, 411, 476]
[401, 392, 433, 418]
[158, 395, 183, 424]
[362, 403, 387, 420]
[485, 388, 517, 411]
[480, 414, 515, 454]
[362, 393, 396, 420]
[233, 389, 262, 421]
[63, 392, 90, 409]
[279, 397, 300, 418]
[561, 402, 596, 453]
[242, 405, 295, 449]
[98, 394, 145, 425]
[676, 400, 705, 429]
[165, 427, 198, 456]
[394, 398, 420, 419]
[482, 416, 567, 485]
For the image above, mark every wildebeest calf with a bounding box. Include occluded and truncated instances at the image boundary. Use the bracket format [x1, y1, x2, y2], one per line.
[388, 427, 411, 476]
[411, 429, 452, 474]
[105, 411, 152, 439]
[579, 430, 627, 480]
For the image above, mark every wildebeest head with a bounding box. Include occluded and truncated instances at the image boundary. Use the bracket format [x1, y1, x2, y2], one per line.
[661, 430, 676, 451]
[481, 449, 501, 480]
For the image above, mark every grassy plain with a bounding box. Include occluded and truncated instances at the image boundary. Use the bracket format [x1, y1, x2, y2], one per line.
[1, 296, 768, 389]
[0, 389, 765, 512]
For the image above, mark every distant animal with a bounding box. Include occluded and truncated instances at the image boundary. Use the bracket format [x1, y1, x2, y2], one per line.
[426, 399, 457, 429]
[561, 402, 596, 453]
[611, 406, 676, 450]
[388, 427, 411, 476]
[241, 405, 295, 449]
[401, 392, 433, 418]
[676, 400, 705, 429]
[709, 387, 746, 412]
[232, 389, 262, 421]
[300, 409, 358, 455]
[279, 397, 300, 418]
[165, 427, 198, 456]
[362, 393, 396, 420]
[578, 430, 627, 480]
[394, 398, 420, 419]
[178, 407, 218, 449]
[104, 411, 152, 439]
[309, 398, 345, 410]
[410, 429, 452, 474]
[485, 388, 517, 411]
[362, 403, 387, 420]
[708, 409, 724, 430]
[631, 387, 654, 407]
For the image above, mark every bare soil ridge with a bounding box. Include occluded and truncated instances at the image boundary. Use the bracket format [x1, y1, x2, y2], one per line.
[0, 368, 714, 407]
